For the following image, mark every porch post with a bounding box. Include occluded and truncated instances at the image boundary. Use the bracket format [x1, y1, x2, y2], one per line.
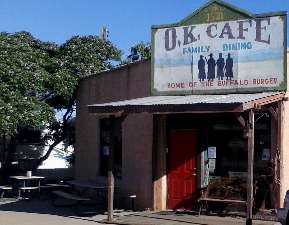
[107, 116, 115, 222]
[246, 109, 254, 225]
[153, 115, 167, 211]
[269, 106, 280, 208]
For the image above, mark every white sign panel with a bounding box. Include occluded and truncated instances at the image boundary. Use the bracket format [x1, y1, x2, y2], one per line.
[208, 159, 216, 173]
[208, 146, 217, 158]
[152, 16, 285, 94]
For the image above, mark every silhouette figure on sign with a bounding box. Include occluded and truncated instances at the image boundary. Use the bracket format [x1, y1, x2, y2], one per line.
[198, 55, 206, 82]
[225, 53, 233, 80]
[191, 54, 194, 78]
[207, 53, 216, 81]
[216, 53, 225, 80]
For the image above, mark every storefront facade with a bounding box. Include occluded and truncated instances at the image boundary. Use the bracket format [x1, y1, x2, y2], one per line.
[75, 0, 288, 222]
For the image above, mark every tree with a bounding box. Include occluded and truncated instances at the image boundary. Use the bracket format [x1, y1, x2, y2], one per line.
[133, 42, 151, 60]
[0, 32, 121, 175]
[123, 42, 151, 64]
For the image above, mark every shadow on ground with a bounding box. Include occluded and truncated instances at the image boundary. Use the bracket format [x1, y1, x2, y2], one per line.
[0, 198, 105, 217]
[114, 211, 280, 225]
[0, 199, 280, 225]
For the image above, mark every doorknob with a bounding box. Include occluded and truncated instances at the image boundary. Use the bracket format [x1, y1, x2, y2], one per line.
[192, 173, 197, 176]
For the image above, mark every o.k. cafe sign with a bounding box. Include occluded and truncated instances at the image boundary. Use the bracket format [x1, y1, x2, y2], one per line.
[151, 1, 286, 95]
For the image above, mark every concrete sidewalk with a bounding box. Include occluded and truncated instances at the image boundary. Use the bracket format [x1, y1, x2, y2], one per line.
[0, 199, 111, 225]
[0, 199, 282, 225]
[0, 211, 106, 225]
[112, 211, 282, 225]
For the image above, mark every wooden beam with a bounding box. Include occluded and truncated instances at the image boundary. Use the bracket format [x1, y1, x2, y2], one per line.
[235, 114, 246, 128]
[250, 93, 285, 108]
[152, 115, 167, 211]
[277, 101, 283, 207]
[107, 116, 115, 222]
[246, 110, 254, 225]
[88, 103, 244, 114]
[152, 110, 243, 114]
[92, 111, 125, 117]
[271, 104, 279, 208]
[268, 106, 278, 121]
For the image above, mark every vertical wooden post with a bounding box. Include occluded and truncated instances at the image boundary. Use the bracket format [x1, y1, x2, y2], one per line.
[107, 116, 115, 222]
[246, 110, 254, 225]
[270, 106, 279, 208]
[277, 101, 283, 207]
[153, 115, 167, 211]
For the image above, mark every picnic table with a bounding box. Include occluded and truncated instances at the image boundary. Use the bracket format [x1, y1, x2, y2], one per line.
[52, 180, 110, 213]
[10, 175, 45, 198]
[66, 180, 111, 200]
[66, 180, 108, 189]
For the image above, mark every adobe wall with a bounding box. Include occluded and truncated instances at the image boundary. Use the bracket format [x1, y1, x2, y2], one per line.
[75, 61, 153, 209]
[121, 113, 153, 209]
[280, 51, 289, 206]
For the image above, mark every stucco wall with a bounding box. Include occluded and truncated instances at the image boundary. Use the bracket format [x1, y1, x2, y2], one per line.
[75, 60, 153, 209]
[75, 79, 100, 181]
[280, 99, 289, 206]
[122, 114, 153, 209]
[280, 51, 289, 205]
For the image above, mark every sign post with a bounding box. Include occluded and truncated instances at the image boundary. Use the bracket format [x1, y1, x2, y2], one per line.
[107, 116, 115, 222]
[246, 110, 254, 225]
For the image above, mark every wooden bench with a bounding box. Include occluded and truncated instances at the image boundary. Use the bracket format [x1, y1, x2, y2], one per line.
[198, 177, 246, 215]
[38, 184, 72, 200]
[40, 184, 72, 191]
[18, 186, 40, 198]
[52, 190, 90, 206]
[46, 184, 71, 189]
[0, 186, 13, 199]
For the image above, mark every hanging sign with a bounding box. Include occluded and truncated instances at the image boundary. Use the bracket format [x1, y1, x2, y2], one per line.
[152, 15, 286, 95]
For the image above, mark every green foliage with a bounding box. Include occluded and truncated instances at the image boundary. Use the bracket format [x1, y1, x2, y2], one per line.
[0, 32, 56, 135]
[0, 31, 121, 136]
[133, 42, 151, 60]
[60, 36, 121, 77]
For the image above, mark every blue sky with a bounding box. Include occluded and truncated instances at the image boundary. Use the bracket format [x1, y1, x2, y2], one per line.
[0, 0, 288, 56]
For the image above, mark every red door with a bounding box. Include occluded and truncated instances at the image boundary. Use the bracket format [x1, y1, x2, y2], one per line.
[167, 130, 198, 210]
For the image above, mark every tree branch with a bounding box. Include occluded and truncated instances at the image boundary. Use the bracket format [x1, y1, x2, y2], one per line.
[33, 138, 63, 169]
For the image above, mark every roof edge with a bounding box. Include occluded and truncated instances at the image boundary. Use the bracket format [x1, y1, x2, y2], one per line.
[151, 1, 286, 30]
[80, 59, 149, 81]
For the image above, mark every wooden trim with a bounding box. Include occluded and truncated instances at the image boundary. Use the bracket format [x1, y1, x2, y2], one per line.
[152, 115, 167, 211]
[235, 114, 246, 128]
[246, 110, 254, 225]
[88, 103, 244, 115]
[277, 101, 283, 207]
[268, 107, 278, 121]
[251, 93, 285, 109]
[271, 104, 280, 208]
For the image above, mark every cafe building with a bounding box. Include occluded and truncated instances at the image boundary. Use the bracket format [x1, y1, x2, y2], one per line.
[75, 0, 288, 222]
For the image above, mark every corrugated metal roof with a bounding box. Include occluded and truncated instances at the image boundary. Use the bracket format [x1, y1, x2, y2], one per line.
[88, 92, 285, 114]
